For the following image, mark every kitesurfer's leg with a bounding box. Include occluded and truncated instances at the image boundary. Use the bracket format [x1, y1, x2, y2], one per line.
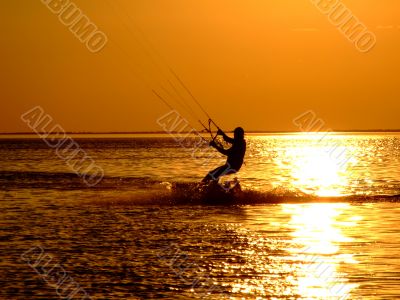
[202, 165, 226, 182]
[202, 164, 236, 183]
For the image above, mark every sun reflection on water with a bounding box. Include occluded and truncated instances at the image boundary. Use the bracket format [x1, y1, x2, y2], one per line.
[284, 204, 359, 299]
[229, 204, 360, 299]
[284, 138, 355, 196]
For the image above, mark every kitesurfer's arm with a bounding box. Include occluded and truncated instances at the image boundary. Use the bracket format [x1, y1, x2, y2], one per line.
[217, 129, 234, 144]
[210, 141, 230, 156]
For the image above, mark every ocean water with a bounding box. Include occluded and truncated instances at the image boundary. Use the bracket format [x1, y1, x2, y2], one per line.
[1, 133, 400, 299]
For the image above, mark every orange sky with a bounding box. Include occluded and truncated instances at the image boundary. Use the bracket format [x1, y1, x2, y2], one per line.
[1, 0, 399, 132]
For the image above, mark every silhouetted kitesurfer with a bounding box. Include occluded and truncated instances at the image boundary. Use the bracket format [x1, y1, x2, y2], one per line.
[202, 127, 246, 183]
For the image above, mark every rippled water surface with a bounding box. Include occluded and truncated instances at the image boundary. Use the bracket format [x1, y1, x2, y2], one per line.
[1, 133, 400, 299]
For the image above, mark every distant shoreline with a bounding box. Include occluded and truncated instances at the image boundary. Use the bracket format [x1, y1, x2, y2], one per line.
[1, 130, 400, 135]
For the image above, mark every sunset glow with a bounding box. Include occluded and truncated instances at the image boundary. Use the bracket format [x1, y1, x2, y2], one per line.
[2, 0, 399, 132]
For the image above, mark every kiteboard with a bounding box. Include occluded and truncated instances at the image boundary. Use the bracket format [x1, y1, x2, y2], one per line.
[170, 178, 242, 205]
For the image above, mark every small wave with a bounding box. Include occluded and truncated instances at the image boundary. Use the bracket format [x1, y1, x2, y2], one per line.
[0, 171, 159, 191]
[91, 181, 400, 206]
[2, 171, 400, 204]
[166, 189, 400, 205]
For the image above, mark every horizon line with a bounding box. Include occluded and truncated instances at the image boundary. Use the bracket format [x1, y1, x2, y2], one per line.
[1, 129, 400, 135]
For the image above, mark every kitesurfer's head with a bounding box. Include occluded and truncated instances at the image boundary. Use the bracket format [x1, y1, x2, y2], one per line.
[234, 127, 245, 140]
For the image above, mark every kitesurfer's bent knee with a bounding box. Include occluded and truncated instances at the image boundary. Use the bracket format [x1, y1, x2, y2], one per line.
[202, 164, 238, 183]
